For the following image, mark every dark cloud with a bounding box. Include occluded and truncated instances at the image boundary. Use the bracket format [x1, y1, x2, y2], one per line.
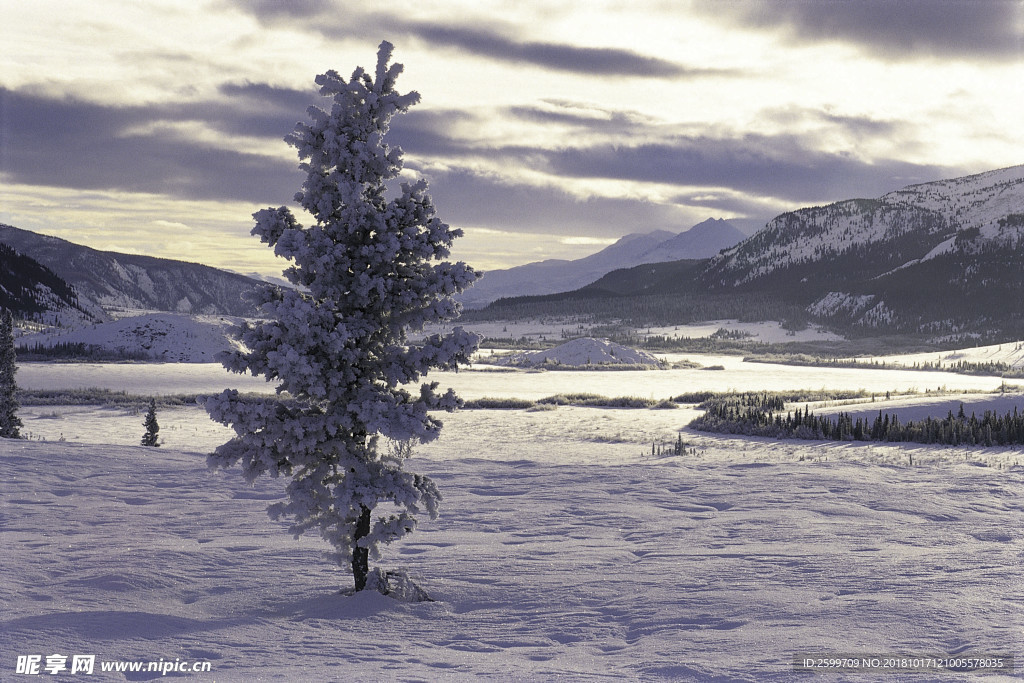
[0, 87, 301, 204]
[670, 191, 781, 226]
[228, 0, 723, 79]
[0, 80, 469, 208]
[388, 109, 482, 157]
[218, 81, 314, 116]
[211, 82, 322, 138]
[227, 0, 332, 20]
[384, 20, 714, 78]
[699, 0, 1024, 60]
[507, 103, 652, 134]
[392, 101, 958, 206]
[761, 107, 908, 141]
[0, 81, 970, 238]
[413, 166, 689, 237]
[536, 135, 960, 205]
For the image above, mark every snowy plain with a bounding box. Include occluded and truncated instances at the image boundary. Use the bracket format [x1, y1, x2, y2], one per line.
[18, 315, 244, 363]
[3, 355, 1024, 681]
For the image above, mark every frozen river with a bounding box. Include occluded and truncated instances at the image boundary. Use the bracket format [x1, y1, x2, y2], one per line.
[18, 354, 1024, 401]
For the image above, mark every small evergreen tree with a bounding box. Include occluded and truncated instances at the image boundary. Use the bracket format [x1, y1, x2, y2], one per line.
[141, 398, 160, 447]
[205, 42, 480, 593]
[0, 310, 23, 439]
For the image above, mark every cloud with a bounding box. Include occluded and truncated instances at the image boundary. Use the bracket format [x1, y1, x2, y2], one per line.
[224, 0, 332, 20]
[0, 82, 706, 238]
[0, 79, 969, 246]
[152, 219, 191, 230]
[670, 190, 786, 225]
[699, 0, 1024, 60]
[217, 81, 315, 117]
[507, 102, 655, 135]
[228, 1, 726, 79]
[0, 86, 302, 204]
[382, 20, 718, 78]
[416, 167, 691, 237]
[760, 106, 909, 142]
[561, 236, 617, 246]
[537, 135, 960, 205]
[388, 109, 483, 158]
[393, 98, 960, 207]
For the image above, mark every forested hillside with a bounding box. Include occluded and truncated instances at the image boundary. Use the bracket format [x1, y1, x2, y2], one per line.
[0, 243, 100, 326]
[0, 225, 263, 317]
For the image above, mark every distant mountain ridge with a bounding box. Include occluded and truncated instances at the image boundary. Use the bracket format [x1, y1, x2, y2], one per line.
[9, 164, 1023, 346]
[0, 224, 264, 319]
[705, 165, 1024, 289]
[480, 164, 1024, 344]
[460, 218, 745, 307]
[702, 165, 1024, 336]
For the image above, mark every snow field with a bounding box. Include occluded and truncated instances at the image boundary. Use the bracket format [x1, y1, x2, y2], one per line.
[4, 359, 1024, 680]
[863, 341, 1024, 371]
[456, 357, 1024, 402]
[19, 314, 244, 363]
[2, 429, 1022, 681]
[20, 357, 1024, 409]
[638, 319, 842, 344]
[494, 338, 663, 367]
[18, 404, 236, 450]
[429, 318, 843, 345]
[18, 362, 276, 396]
[809, 392, 1024, 425]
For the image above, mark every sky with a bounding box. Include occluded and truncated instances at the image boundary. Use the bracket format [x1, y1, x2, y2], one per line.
[1, 1, 1022, 277]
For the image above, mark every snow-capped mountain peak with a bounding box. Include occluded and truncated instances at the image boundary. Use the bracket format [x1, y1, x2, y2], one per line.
[460, 219, 746, 307]
[709, 164, 1024, 288]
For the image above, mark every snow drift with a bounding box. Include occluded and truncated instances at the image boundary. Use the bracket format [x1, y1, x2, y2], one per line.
[493, 338, 662, 368]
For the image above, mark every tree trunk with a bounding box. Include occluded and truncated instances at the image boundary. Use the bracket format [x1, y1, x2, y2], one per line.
[352, 504, 371, 591]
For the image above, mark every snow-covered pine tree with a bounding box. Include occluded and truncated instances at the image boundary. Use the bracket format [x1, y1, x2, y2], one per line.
[205, 41, 480, 593]
[0, 310, 22, 439]
[141, 398, 160, 447]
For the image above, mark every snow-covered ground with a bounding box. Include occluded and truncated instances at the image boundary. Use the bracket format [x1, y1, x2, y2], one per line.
[18, 362, 275, 396]
[3, 358, 1024, 681]
[810, 392, 1024, 424]
[19, 314, 244, 363]
[639, 319, 842, 344]
[493, 338, 663, 367]
[18, 353, 1024, 402]
[464, 354, 1021, 402]
[862, 341, 1024, 371]
[424, 318, 843, 345]
[20, 314, 840, 365]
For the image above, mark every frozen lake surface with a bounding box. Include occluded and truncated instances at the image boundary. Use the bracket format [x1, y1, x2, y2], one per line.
[18, 354, 1023, 401]
[18, 362, 277, 396]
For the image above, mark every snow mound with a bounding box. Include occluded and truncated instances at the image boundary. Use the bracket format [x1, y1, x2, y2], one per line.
[494, 338, 662, 368]
[363, 568, 434, 602]
[19, 313, 244, 362]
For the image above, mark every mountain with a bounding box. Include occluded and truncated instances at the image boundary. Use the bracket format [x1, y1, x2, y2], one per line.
[0, 243, 101, 327]
[458, 230, 673, 308]
[646, 218, 747, 260]
[702, 165, 1024, 336]
[0, 225, 264, 318]
[704, 165, 1024, 289]
[459, 218, 745, 307]
[479, 164, 1024, 344]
